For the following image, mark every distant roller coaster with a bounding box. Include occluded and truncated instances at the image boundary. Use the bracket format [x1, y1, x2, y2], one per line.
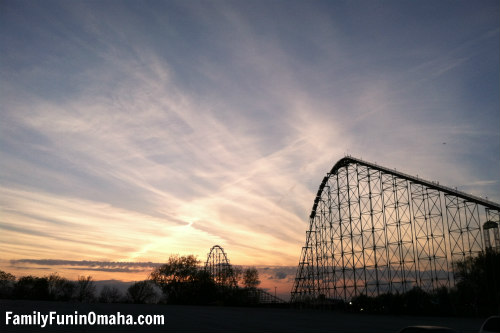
[291, 157, 500, 303]
[204, 245, 238, 288]
[203, 245, 286, 304]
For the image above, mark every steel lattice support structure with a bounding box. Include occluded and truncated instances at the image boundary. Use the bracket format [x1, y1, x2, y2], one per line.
[204, 245, 238, 288]
[291, 157, 500, 303]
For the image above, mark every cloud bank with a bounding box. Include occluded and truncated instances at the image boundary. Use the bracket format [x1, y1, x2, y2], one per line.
[10, 259, 162, 273]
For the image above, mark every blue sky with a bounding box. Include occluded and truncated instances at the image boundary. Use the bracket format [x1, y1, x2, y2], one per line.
[1, 0, 499, 281]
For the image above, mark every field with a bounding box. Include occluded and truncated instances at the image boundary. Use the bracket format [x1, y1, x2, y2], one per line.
[0, 300, 486, 333]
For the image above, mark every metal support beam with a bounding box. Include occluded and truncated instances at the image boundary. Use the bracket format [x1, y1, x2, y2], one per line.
[291, 157, 500, 303]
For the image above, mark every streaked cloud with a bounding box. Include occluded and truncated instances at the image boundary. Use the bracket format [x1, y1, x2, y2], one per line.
[1, 0, 498, 285]
[10, 259, 162, 273]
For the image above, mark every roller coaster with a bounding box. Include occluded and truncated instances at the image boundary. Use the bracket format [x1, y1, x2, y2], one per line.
[204, 245, 285, 304]
[291, 156, 500, 303]
[204, 245, 238, 288]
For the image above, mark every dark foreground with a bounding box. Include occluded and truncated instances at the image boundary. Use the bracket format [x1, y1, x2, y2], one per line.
[0, 300, 486, 333]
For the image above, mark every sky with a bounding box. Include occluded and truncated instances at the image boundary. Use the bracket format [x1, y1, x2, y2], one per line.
[1, 0, 499, 297]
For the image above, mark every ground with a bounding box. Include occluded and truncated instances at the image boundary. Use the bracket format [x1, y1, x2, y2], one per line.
[0, 300, 485, 333]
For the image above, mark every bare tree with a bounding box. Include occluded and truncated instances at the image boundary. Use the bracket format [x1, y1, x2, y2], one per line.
[0, 270, 16, 298]
[75, 276, 96, 302]
[47, 273, 75, 301]
[127, 281, 158, 304]
[232, 266, 243, 285]
[99, 285, 123, 303]
[243, 267, 260, 289]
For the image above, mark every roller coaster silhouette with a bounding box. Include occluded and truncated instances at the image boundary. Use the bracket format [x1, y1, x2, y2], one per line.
[204, 245, 238, 288]
[291, 156, 500, 304]
[204, 245, 285, 304]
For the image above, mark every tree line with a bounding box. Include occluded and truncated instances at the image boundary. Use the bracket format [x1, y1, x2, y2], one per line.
[0, 272, 156, 304]
[348, 249, 500, 317]
[2, 250, 498, 314]
[0, 254, 262, 305]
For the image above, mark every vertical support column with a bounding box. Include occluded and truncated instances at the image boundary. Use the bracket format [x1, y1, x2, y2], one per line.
[363, 168, 386, 296]
[381, 174, 414, 293]
[376, 170, 391, 295]
[411, 183, 431, 290]
[349, 163, 365, 296]
[324, 177, 338, 300]
[330, 173, 343, 300]
[485, 209, 500, 251]
[445, 194, 467, 284]
[445, 195, 484, 285]
[313, 200, 324, 298]
[410, 184, 448, 291]
[357, 165, 372, 296]
[291, 221, 315, 302]
[314, 187, 331, 299]
[381, 173, 398, 293]
[396, 178, 416, 292]
[337, 166, 354, 300]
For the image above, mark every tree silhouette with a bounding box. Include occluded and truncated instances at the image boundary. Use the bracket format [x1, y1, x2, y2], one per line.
[75, 275, 96, 302]
[232, 266, 243, 285]
[127, 281, 158, 304]
[14, 276, 50, 300]
[348, 250, 500, 316]
[243, 267, 260, 289]
[0, 270, 16, 299]
[99, 285, 123, 303]
[150, 255, 217, 304]
[454, 249, 500, 315]
[47, 273, 75, 301]
[150, 255, 199, 285]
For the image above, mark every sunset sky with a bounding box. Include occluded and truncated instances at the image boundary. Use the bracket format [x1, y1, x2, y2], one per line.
[1, 0, 499, 296]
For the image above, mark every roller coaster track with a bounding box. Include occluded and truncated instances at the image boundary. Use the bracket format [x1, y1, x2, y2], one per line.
[310, 157, 500, 219]
[292, 156, 500, 303]
[204, 245, 238, 288]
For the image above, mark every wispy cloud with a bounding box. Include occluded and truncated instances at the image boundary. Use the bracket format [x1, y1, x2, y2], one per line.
[10, 259, 162, 273]
[1, 1, 498, 279]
